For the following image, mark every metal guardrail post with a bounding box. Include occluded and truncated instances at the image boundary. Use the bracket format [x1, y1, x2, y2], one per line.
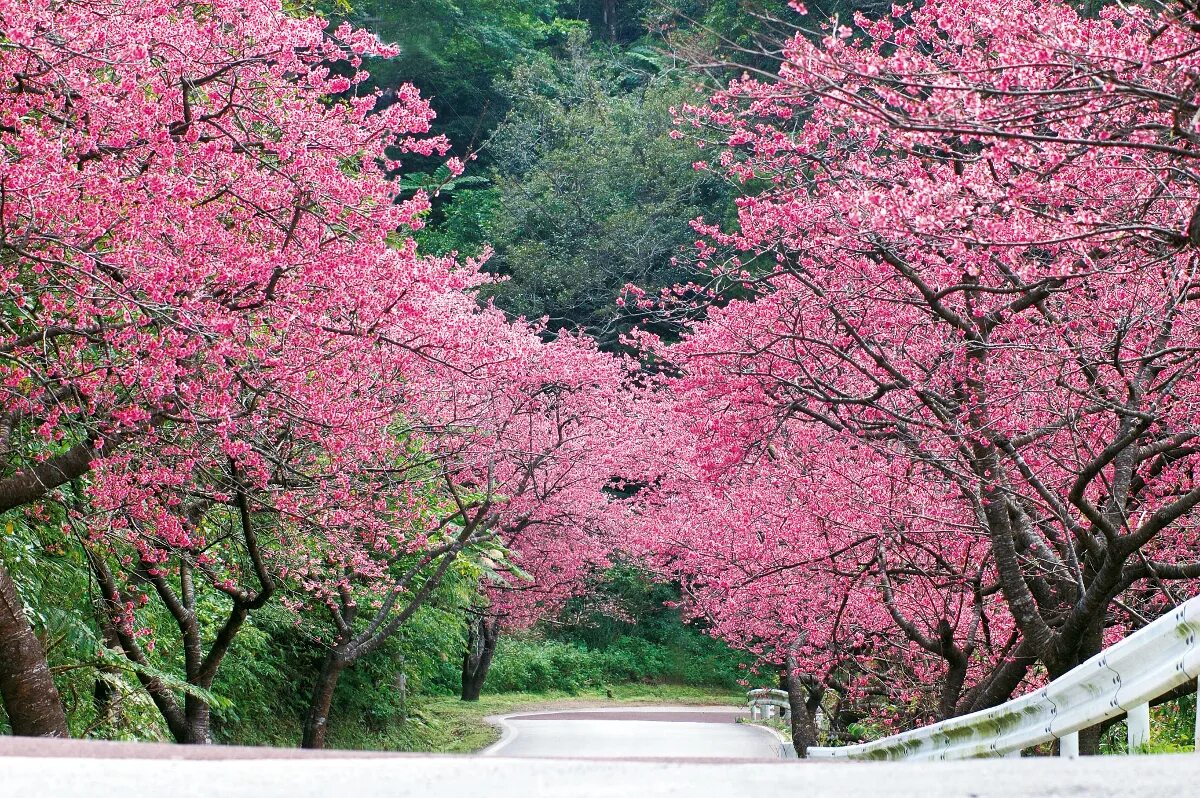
[1059, 732, 1079, 758]
[1195, 676, 1200, 753]
[1128, 703, 1151, 753]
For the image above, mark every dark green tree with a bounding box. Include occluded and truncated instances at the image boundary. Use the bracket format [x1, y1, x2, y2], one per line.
[353, 0, 567, 158]
[475, 33, 730, 346]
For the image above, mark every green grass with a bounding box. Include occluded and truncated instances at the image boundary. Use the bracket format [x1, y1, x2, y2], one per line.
[1098, 695, 1197, 756]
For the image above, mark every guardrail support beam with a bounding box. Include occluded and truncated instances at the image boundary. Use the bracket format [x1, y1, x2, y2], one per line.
[1058, 732, 1078, 758]
[1127, 702, 1150, 753]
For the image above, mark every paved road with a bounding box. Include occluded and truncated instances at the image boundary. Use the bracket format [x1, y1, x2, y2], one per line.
[8, 747, 1200, 797]
[484, 705, 787, 759]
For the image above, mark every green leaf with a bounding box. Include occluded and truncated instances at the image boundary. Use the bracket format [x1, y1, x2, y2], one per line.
[99, 647, 233, 710]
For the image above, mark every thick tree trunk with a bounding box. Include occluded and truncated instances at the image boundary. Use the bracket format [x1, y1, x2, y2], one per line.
[939, 662, 969, 720]
[782, 653, 820, 757]
[183, 695, 213, 744]
[460, 616, 499, 702]
[1068, 615, 1107, 755]
[0, 562, 68, 737]
[962, 640, 1036, 715]
[302, 652, 347, 749]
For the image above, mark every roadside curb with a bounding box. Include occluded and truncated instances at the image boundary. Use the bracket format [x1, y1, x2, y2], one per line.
[743, 721, 797, 759]
[480, 714, 520, 756]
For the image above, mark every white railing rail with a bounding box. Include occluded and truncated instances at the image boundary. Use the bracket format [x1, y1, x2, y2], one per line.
[804, 598, 1200, 760]
[747, 688, 791, 723]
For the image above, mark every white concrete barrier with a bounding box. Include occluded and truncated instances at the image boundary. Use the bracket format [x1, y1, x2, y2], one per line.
[804, 598, 1200, 760]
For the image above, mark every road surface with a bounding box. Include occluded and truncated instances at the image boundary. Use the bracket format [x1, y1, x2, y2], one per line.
[7, 744, 1200, 797]
[483, 705, 788, 759]
[7, 707, 1200, 797]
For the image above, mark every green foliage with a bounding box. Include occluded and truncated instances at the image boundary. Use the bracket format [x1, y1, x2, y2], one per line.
[480, 633, 729, 694]
[484, 562, 750, 694]
[416, 186, 500, 259]
[1098, 694, 1197, 755]
[211, 600, 468, 746]
[1151, 693, 1197, 752]
[207, 605, 311, 744]
[551, 562, 747, 678]
[472, 35, 730, 345]
[486, 638, 599, 692]
[352, 0, 568, 158]
[399, 164, 489, 197]
[328, 1, 788, 345]
[0, 508, 174, 740]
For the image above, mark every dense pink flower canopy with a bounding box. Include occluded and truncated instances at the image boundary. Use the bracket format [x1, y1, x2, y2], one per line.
[625, 0, 1200, 723]
[0, 0, 630, 658]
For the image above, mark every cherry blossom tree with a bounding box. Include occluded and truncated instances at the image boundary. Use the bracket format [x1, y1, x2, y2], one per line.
[459, 471, 621, 702]
[633, 0, 1200, 751]
[77, 261, 507, 745]
[0, 0, 466, 736]
[292, 327, 635, 746]
[628, 405, 1014, 751]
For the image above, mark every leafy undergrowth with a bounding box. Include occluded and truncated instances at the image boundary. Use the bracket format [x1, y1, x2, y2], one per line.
[220, 685, 742, 754]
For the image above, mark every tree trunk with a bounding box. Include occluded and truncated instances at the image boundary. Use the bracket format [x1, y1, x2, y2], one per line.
[602, 0, 617, 40]
[183, 694, 213, 744]
[962, 640, 1036, 715]
[302, 652, 346, 749]
[461, 616, 499, 702]
[782, 653, 820, 757]
[1070, 614, 1107, 755]
[0, 562, 68, 737]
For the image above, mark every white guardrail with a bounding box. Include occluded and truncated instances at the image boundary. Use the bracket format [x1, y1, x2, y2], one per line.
[747, 688, 791, 723]
[747, 598, 1200, 760]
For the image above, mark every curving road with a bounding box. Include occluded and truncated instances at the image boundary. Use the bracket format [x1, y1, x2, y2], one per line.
[484, 705, 788, 759]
